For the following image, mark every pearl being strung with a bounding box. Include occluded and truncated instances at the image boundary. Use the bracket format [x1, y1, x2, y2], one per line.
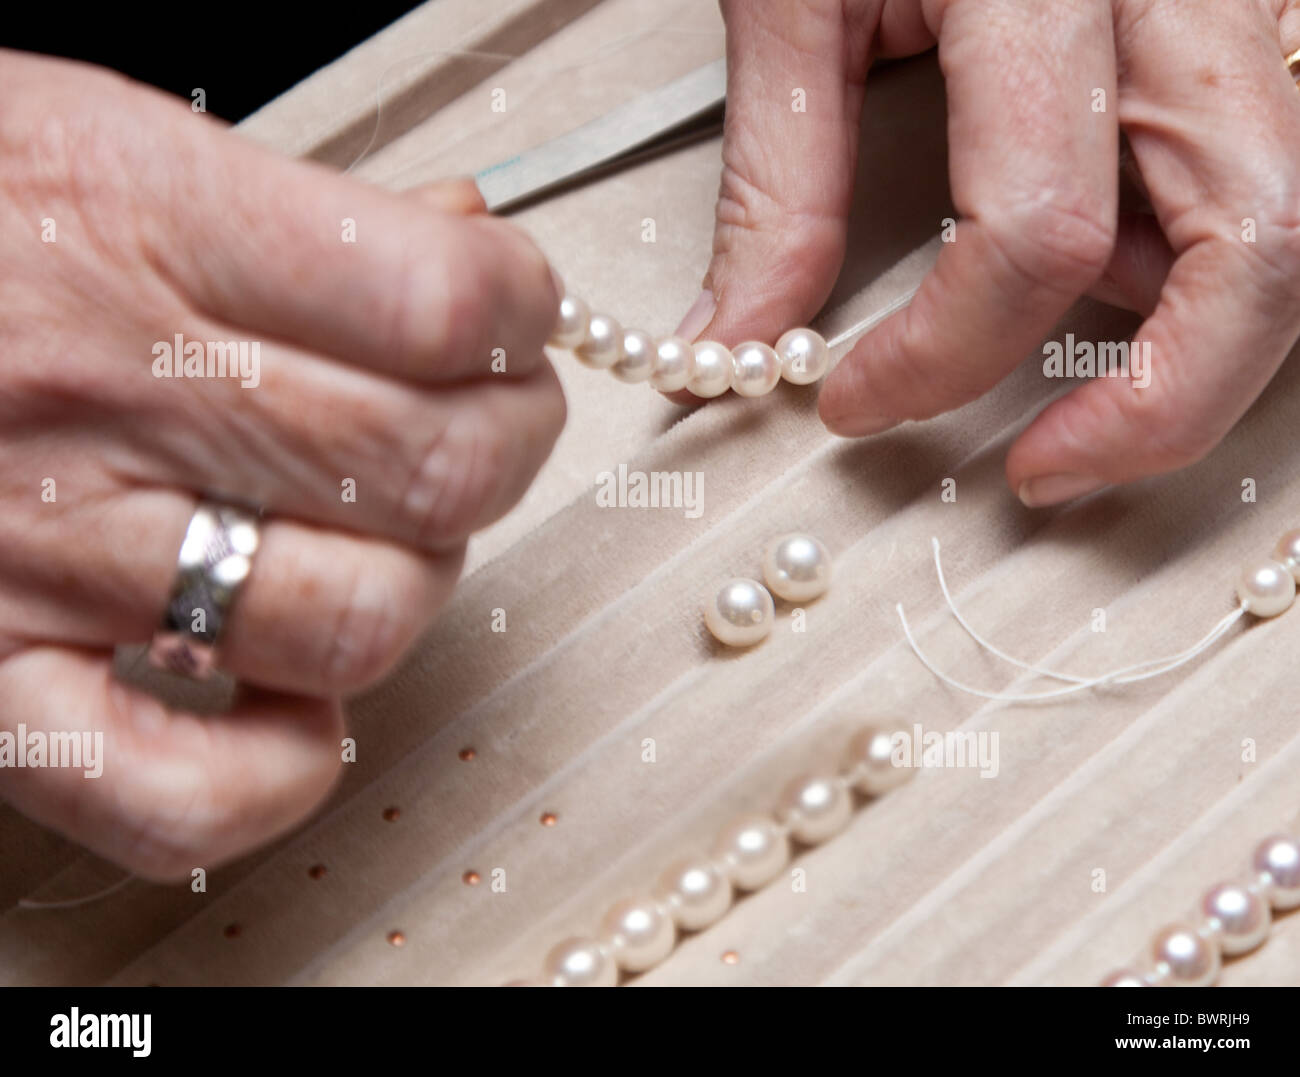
[687, 341, 733, 398]
[542, 936, 618, 987]
[704, 578, 774, 647]
[574, 312, 623, 369]
[710, 814, 789, 890]
[1236, 558, 1296, 617]
[730, 341, 781, 397]
[650, 336, 695, 392]
[775, 773, 853, 844]
[1150, 923, 1220, 987]
[652, 859, 733, 931]
[611, 328, 655, 383]
[1199, 881, 1271, 955]
[776, 327, 830, 385]
[549, 294, 591, 349]
[1253, 834, 1300, 909]
[1272, 529, 1300, 580]
[599, 896, 676, 972]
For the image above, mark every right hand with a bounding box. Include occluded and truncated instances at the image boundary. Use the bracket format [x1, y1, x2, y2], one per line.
[0, 51, 565, 879]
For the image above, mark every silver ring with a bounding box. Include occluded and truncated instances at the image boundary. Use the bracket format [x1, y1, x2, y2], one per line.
[148, 499, 262, 679]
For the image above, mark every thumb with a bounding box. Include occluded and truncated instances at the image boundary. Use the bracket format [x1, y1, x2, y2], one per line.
[674, 0, 869, 350]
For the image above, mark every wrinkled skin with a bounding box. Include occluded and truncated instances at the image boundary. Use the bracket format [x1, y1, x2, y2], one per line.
[674, 0, 1300, 508]
[0, 52, 564, 879]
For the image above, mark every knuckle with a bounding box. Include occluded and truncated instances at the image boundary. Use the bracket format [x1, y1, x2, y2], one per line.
[1247, 207, 1300, 286]
[984, 193, 1115, 292]
[322, 556, 422, 691]
[402, 407, 508, 548]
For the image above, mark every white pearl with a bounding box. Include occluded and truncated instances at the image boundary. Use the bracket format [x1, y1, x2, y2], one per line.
[1272, 529, 1300, 580]
[842, 726, 912, 795]
[1150, 923, 1220, 987]
[650, 336, 695, 392]
[611, 329, 655, 383]
[686, 341, 733, 398]
[1253, 834, 1300, 909]
[730, 341, 781, 397]
[1200, 881, 1270, 955]
[574, 312, 622, 369]
[542, 936, 618, 987]
[653, 858, 733, 931]
[1235, 558, 1296, 617]
[704, 578, 774, 647]
[549, 294, 590, 349]
[599, 896, 676, 972]
[1099, 968, 1149, 987]
[776, 327, 830, 385]
[775, 773, 853, 844]
[711, 814, 789, 890]
[762, 533, 832, 602]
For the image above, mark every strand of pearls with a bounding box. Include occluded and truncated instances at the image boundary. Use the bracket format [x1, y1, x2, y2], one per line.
[548, 282, 831, 396]
[1100, 828, 1300, 987]
[505, 724, 914, 986]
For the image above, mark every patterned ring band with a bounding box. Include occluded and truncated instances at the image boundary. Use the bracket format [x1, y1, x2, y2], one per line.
[147, 499, 263, 680]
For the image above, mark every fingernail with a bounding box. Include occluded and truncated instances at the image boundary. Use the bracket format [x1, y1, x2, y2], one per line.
[1018, 473, 1105, 508]
[821, 409, 900, 438]
[674, 289, 716, 342]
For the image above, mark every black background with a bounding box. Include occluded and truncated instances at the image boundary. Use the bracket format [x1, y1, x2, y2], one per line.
[2, 2, 427, 121]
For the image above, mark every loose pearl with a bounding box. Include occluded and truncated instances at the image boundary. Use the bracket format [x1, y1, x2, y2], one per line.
[542, 936, 618, 987]
[599, 896, 676, 973]
[704, 578, 774, 647]
[842, 726, 912, 795]
[687, 341, 733, 398]
[611, 328, 655, 383]
[775, 773, 853, 844]
[549, 294, 591, 349]
[1150, 924, 1220, 987]
[1200, 881, 1271, 955]
[1235, 558, 1296, 617]
[652, 859, 733, 931]
[574, 312, 622, 369]
[711, 814, 789, 890]
[776, 327, 830, 385]
[1272, 529, 1300, 581]
[650, 336, 695, 392]
[1253, 834, 1300, 909]
[762, 533, 832, 602]
[1099, 968, 1149, 987]
[730, 341, 782, 397]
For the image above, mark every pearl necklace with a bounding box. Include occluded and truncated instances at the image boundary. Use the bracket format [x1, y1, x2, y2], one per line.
[1101, 827, 1300, 987]
[505, 724, 913, 986]
[547, 278, 832, 396]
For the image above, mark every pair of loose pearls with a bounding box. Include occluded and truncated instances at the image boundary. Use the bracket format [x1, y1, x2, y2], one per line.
[704, 533, 833, 648]
[1100, 830, 1300, 987]
[1234, 528, 1300, 617]
[513, 725, 914, 986]
[549, 286, 831, 397]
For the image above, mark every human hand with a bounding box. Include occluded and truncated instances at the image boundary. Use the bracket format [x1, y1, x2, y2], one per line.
[0, 51, 564, 879]
[677, 0, 1300, 507]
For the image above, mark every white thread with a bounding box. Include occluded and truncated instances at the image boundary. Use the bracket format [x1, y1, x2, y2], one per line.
[17, 872, 134, 911]
[897, 537, 1248, 703]
[826, 284, 919, 350]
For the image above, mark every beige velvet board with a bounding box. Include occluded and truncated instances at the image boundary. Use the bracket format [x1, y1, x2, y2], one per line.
[3, 0, 1299, 987]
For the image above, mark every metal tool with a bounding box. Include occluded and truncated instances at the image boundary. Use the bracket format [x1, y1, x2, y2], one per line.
[474, 57, 725, 213]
